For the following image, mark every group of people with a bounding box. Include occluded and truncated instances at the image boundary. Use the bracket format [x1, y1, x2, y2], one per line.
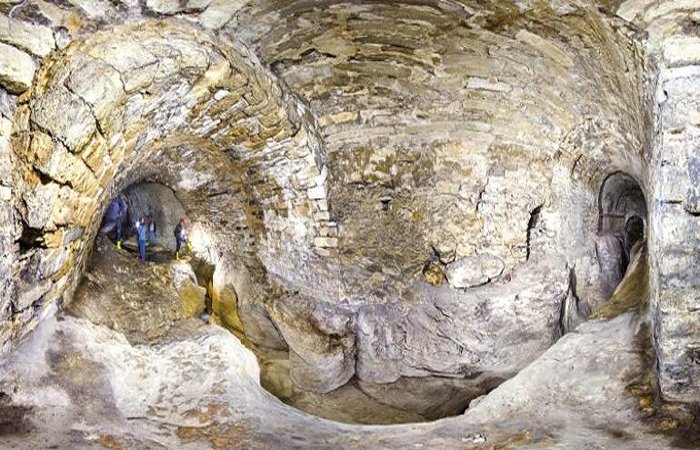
[104, 195, 191, 263]
[129, 216, 191, 263]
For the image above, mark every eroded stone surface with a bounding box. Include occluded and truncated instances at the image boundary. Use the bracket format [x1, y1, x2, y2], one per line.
[0, 15, 54, 57]
[445, 253, 505, 289]
[67, 236, 206, 344]
[31, 85, 96, 153]
[0, 0, 697, 442]
[618, 0, 700, 403]
[269, 294, 355, 394]
[0, 305, 686, 449]
[0, 42, 35, 94]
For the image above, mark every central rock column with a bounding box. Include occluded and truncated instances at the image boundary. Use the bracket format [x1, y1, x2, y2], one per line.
[651, 52, 700, 403]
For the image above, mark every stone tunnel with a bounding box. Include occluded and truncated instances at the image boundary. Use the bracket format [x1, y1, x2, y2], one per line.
[1, 0, 700, 448]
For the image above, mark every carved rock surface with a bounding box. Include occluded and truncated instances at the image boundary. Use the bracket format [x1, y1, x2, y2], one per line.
[354, 257, 570, 384]
[0, 15, 55, 57]
[0, 307, 678, 449]
[31, 86, 96, 153]
[269, 294, 355, 394]
[595, 233, 624, 301]
[446, 253, 505, 289]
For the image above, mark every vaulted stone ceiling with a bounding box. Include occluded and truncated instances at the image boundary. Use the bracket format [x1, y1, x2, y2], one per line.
[1, 0, 700, 447]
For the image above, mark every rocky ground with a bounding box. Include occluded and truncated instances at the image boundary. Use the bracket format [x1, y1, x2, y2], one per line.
[256, 348, 426, 425]
[0, 303, 696, 449]
[1, 242, 698, 449]
[67, 236, 207, 344]
[51, 238, 431, 425]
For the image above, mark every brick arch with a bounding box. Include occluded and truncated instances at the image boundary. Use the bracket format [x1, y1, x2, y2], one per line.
[5, 19, 334, 351]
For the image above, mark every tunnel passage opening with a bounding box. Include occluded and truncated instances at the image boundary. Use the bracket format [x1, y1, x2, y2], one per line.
[67, 180, 213, 344]
[99, 182, 188, 259]
[596, 171, 648, 301]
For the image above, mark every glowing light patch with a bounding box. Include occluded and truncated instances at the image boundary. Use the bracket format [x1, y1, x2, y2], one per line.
[189, 224, 213, 256]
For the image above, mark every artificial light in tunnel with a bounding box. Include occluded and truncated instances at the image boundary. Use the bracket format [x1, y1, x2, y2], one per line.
[189, 223, 213, 257]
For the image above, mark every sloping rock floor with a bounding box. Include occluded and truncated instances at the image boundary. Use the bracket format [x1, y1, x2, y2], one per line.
[1, 307, 697, 449]
[67, 236, 208, 344]
[1, 309, 695, 449]
[62, 235, 429, 425]
[1, 245, 699, 448]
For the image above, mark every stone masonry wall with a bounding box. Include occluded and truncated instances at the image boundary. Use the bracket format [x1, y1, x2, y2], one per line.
[223, 0, 655, 400]
[0, 12, 332, 353]
[231, 1, 649, 299]
[619, 0, 700, 404]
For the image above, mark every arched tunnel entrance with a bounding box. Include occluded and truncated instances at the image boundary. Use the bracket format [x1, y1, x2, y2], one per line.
[68, 180, 210, 344]
[100, 182, 187, 259]
[595, 171, 648, 306]
[73, 178, 443, 425]
[70, 172, 482, 426]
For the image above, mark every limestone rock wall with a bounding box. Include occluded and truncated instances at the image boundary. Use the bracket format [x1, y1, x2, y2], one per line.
[0, 92, 20, 354]
[618, 0, 700, 404]
[0, 12, 331, 354]
[0, 0, 683, 411]
[231, 1, 648, 283]
[224, 0, 653, 398]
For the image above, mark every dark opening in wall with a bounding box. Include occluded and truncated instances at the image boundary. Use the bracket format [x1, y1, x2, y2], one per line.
[596, 172, 647, 299]
[69, 180, 208, 344]
[17, 225, 46, 254]
[100, 182, 186, 253]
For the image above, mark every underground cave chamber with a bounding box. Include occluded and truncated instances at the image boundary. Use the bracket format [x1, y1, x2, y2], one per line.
[82, 181, 484, 425]
[68, 170, 656, 427]
[3, 1, 700, 448]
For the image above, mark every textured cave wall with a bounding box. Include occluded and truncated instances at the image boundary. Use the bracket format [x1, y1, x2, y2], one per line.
[228, 1, 650, 301]
[618, 0, 700, 404]
[0, 12, 331, 354]
[0, 93, 20, 354]
[0, 0, 663, 411]
[223, 0, 652, 397]
[119, 182, 187, 249]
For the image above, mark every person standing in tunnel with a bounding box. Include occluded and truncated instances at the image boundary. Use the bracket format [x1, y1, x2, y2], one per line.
[115, 195, 127, 250]
[148, 215, 157, 246]
[174, 218, 188, 261]
[137, 216, 148, 263]
[115, 215, 123, 250]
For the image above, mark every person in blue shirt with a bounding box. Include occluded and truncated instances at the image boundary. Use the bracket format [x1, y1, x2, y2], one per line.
[102, 194, 128, 250]
[136, 216, 148, 263]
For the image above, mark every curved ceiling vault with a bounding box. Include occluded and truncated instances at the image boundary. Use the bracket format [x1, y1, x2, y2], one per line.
[5, 19, 332, 351]
[4, 0, 700, 443]
[0, 0, 664, 414]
